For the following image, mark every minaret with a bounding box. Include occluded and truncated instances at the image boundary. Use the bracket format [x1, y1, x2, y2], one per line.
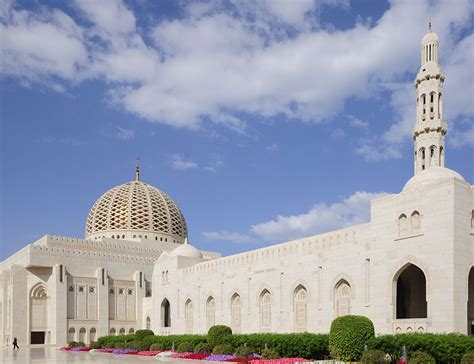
[413, 23, 448, 175]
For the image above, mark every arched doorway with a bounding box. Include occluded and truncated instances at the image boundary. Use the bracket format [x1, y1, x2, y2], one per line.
[161, 298, 171, 327]
[395, 264, 427, 319]
[335, 280, 351, 317]
[231, 293, 241, 333]
[260, 290, 271, 332]
[185, 299, 193, 334]
[294, 285, 307, 333]
[206, 297, 215, 329]
[89, 328, 96, 343]
[30, 283, 48, 344]
[468, 267, 474, 334]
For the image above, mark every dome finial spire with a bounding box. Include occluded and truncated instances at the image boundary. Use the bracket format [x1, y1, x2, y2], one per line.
[135, 157, 140, 181]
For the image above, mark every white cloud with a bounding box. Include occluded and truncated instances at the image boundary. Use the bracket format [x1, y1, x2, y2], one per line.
[265, 143, 278, 152]
[347, 115, 368, 129]
[115, 126, 134, 140]
[202, 231, 256, 244]
[203, 160, 225, 172]
[203, 190, 387, 244]
[170, 154, 199, 170]
[355, 138, 402, 161]
[1, 0, 473, 139]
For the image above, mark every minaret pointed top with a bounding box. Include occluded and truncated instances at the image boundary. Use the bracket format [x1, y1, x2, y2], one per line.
[135, 157, 140, 181]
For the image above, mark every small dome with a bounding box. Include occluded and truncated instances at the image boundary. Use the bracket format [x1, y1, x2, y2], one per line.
[403, 166, 465, 192]
[171, 239, 203, 259]
[422, 30, 438, 44]
[85, 180, 187, 241]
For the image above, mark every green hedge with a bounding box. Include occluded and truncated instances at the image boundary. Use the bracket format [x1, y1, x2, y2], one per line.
[208, 325, 233, 348]
[232, 333, 329, 359]
[329, 315, 375, 361]
[368, 333, 474, 363]
[142, 334, 208, 351]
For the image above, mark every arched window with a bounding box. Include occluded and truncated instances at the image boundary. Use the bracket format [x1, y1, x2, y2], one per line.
[335, 280, 351, 317]
[109, 328, 116, 335]
[421, 94, 426, 120]
[119, 328, 125, 335]
[395, 264, 427, 319]
[411, 211, 421, 234]
[420, 148, 426, 170]
[185, 299, 193, 334]
[79, 327, 86, 342]
[438, 93, 442, 119]
[294, 285, 307, 333]
[439, 146, 444, 167]
[429, 146, 437, 167]
[398, 214, 408, 236]
[68, 327, 75, 342]
[231, 293, 242, 333]
[429, 92, 435, 119]
[260, 290, 272, 332]
[468, 268, 474, 335]
[161, 298, 171, 327]
[89, 328, 96, 342]
[206, 297, 216, 329]
[146, 316, 151, 330]
[129, 328, 134, 334]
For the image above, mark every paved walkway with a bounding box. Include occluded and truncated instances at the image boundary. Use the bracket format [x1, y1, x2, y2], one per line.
[0, 346, 192, 363]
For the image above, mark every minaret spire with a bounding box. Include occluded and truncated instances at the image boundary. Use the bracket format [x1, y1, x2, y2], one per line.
[135, 157, 140, 181]
[413, 25, 447, 175]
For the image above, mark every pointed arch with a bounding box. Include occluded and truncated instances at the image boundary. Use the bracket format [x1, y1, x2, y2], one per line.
[334, 279, 351, 317]
[231, 293, 242, 333]
[146, 316, 151, 330]
[30, 282, 48, 340]
[398, 214, 408, 236]
[68, 327, 76, 342]
[394, 263, 427, 319]
[206, 296, 216, 329]
[79, 327, 86, 342]
[293, 285, 307, 333]
[89, 328, 96, 342]
[161, 298, 171, 328]
[259, 289, 272, 332]
[411, 211, 421, 234]
[185, 298, 193, 334]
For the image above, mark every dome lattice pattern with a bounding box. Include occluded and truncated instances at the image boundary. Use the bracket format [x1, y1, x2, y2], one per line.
[85, 181, 187, 238]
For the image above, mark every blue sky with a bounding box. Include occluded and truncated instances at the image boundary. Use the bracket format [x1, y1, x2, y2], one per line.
[1, 0, 473, 260]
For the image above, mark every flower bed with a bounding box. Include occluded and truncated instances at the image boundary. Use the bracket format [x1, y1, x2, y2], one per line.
[70, 346, 93, 352]
[137, 350, 162, 356]
[60, 347, 72, 351]
[172, 352, 210, 360]
[93, 348, 114, 353]
[112, 348, 138, 355]
[205, 354, 237, 361]
[250, 359, 311, 364]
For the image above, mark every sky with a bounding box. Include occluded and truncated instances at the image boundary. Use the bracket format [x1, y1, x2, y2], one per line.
[0, 0, 473, 260]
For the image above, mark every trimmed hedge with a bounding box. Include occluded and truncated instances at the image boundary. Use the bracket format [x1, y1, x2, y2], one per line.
[208, 325, 233, 348]
[194, 342, 211, 354]
[410, 351, 436, 364]
[135, 329, 154, 340]
[360, 349, 385, 364]
[177, 341, 195, 352]
[232, 333, 329, 359]
[368, 333, 474, 363]
[142, 334, 208, 351]
[462, 351, 474, 364]
[329, 315, 375, 361]
[213, 343, 234, 354]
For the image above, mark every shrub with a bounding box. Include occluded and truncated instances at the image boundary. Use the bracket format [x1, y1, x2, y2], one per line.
[77, 341, 85, 347]
[409, 351, 436, 364]
[134, 329, 154, 341]
[208, 325, 233, 348]
[360, 349, 386, 364]
[462, 351, 474, 364]
[177, 341, 195, 353]
[232, 333, 329, 359]
[261, 348, 280, 359]
[105, 342, 115, 349]
[128, 340, 149, 351]
[150, 342, 165, 351]
[89, 341, 99, 349]
[194, 342, 211, 354]
[368, 333, 474, 363]
[68, 341, 78, 347]
[235, 344, 255, 358]
[113, 341, 126, 349]
[143, 334, 207, 351]
[329, 315, 375, 361]
[213, 343, 234, 355]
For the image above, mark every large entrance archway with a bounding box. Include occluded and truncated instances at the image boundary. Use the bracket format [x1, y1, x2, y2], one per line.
[395, 264, 427, 319]
[30, 283, 48, 344]
[468, 267, 474, 335]
[161, 298, 171, 327]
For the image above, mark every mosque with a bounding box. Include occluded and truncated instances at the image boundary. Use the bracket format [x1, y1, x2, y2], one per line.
[0, 27, 473, 347]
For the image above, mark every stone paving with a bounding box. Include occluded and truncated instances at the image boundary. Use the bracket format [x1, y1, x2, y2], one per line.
[0, 346, 193, 363]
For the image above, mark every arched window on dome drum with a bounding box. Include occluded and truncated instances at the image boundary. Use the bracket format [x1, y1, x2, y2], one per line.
[146, 316, 151, 330]
[185, 299, 193, 334]
[411, 211, 421, 234]
[161, 298, 171, 328]
[398, 214, 408, 237]
[294, 285, 307, 333]
[260, 290, 272, 332]
[231, 293, 241, 333]
[206, 297, 215, 329]
[395, 264, 427, 319]
[335, 280, 351, 317]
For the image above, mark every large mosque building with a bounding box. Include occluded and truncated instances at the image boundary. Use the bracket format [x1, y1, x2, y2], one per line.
[1, 27, 473, 347]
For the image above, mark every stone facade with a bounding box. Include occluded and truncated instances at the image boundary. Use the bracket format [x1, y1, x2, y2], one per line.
[0, 27, 472, 347]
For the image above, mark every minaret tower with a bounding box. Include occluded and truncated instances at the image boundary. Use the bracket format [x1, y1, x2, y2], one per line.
[413, 23, 448, 175]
